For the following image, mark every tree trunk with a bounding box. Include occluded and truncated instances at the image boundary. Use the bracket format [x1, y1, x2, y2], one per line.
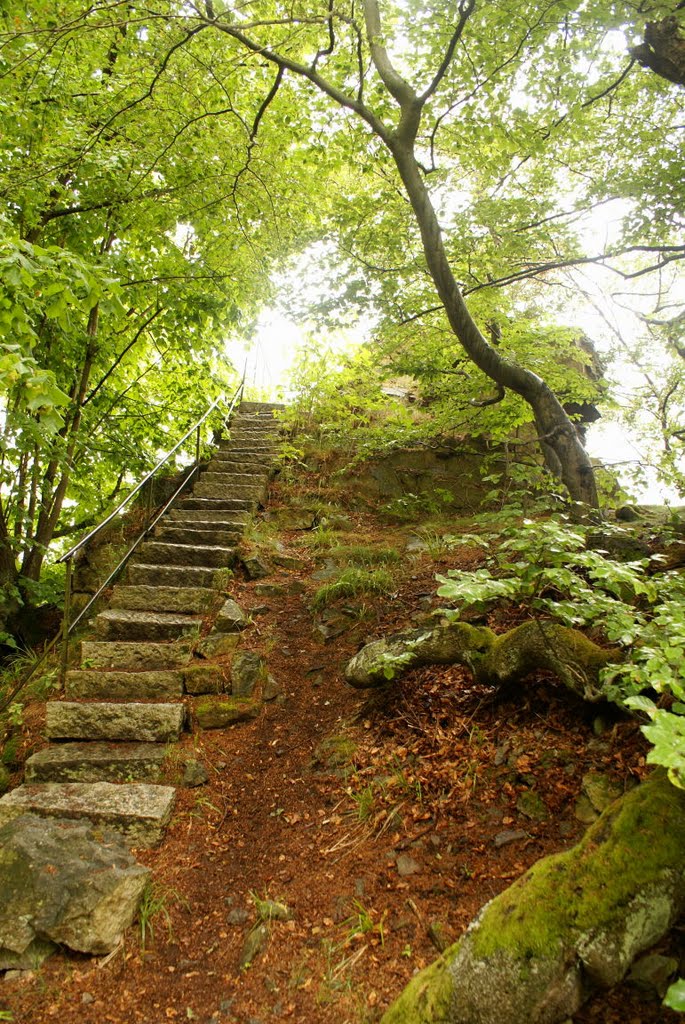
[389, 141, 600, 508]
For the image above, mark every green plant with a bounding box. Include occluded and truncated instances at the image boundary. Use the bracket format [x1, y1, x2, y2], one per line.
[436, 512, 685, 788]
[312, 567, 396, 611]
[664, 978, 685, 1012]
[329, 544, 401, 567]
[138, 882, 176, 950]
[342, 900, 386, 947]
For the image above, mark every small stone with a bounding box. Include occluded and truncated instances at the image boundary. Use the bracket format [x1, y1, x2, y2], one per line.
[516, 789, 548, 821]
[427, 920, 451, 953]
[262, 675, 281, 702]
[239, 923, 269, 969]
[227, 909, 249, 926]
[582, 771, 623, 813]
[81, 992, 94, 1004]
[182, 760, 208, 788]
[494, 829, 527, 848]
[231, 652, 266, 698]
[253, 583, 286, 598]
[257, 900, 291, 922]
[574, 793, 599, 824]
[396, 854, 421, 877]
[215, 599, 248, 633]
[195, 698, 261, 729]
[242, 554, 272, 580]
[183, 664, 228, 695]
[628, 953, 678, 997]
[196, 633, 240, 659]
[271, 554, 306, 570]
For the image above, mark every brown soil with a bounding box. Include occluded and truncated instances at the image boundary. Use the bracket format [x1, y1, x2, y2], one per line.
[2, 484, 682, 1024]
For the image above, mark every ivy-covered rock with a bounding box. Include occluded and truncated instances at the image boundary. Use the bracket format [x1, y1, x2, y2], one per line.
[381, 772, 685, 1024]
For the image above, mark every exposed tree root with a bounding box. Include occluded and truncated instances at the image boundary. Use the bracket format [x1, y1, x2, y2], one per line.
[345, 619, 621, 702]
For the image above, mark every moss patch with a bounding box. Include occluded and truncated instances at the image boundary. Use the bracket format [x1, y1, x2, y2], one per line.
[470, 772, 685, 961]
[381, 945, 458, 1024]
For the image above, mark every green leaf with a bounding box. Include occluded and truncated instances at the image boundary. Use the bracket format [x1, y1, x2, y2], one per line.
[664, 979, 685, 1012]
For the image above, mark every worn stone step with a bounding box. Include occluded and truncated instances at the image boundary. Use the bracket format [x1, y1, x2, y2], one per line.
[25, 742, 168, 784]
[66, 668, 184, 700]
[211, 451, 274, 465]
[200, 472, 269, 489]
[127, 563, 225, 588]
[110, 585, 219, 614]
[81, 639, 194, 671]
[193, 483, 266, 502]
[155, 525, 243, 547]
[218, 440, 278, 452]
[94, 608, 201, 642]
[176, 497, 254, 513]
[137, 541, 237, 567]
[239, 401, 285, 412]
[205, 462, 270, 476]
[46, 701, 186, 743]
[0, 782, 175, 846]
[166, 508, 249, 525]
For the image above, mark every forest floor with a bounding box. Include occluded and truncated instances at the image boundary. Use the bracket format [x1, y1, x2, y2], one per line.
[1, 474, 682, 1024]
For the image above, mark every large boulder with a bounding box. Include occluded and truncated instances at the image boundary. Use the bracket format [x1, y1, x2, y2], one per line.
[0, 814, 149, 968]
[381, 772, 685, 1024]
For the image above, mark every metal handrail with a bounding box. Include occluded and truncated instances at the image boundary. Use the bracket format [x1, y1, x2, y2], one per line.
[0, 380, 245, 711]
[59, 386, 241, 564]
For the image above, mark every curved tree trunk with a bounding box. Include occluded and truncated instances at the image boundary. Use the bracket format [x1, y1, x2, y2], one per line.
[389, 141, 600, 508]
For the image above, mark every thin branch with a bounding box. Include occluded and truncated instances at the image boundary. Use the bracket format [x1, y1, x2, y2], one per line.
[420, 0, 475, 103]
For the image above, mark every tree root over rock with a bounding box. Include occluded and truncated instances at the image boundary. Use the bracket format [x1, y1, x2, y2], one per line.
[381, 772, 685, 1024]
[345, 620, 620, 702]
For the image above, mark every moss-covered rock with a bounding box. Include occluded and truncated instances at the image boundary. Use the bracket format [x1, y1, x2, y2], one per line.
[380, 772, 685, 1024]
[195, 697, 261, 729]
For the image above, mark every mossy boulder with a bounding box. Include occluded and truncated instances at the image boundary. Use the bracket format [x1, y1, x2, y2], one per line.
[381, 772, 685, 1024]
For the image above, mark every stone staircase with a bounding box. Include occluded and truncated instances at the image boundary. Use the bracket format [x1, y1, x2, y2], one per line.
[0, 402, 284, 846]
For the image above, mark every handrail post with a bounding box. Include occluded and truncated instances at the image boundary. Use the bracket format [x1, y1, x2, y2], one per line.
[59, 556, 73, 690]
[195, 424, 201, 468]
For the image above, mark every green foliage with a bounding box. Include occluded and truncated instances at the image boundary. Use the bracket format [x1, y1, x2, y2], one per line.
[311, 567, 397, 611]
[665, 978, 685, 1012]
[328, 544, 401, 567]
[436, 511, 685, 786]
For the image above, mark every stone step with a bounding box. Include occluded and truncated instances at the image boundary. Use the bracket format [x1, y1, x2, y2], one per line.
[0, 782, 175, 846]
[192, 483, 266, 502]
[25, 742, 168, 784]
[66, 669, 184, 700]
[81, 639, 194, 671]
[166, 507, 250, 525]
[137, 541, 237, 567]
[211, 451, 274, 465]
[94, 608, 201, 642]
[204, 462, 270, 476]
[127, 563, 225, 588]
[46, 701, 186, 743]
[200, 471, 268, 487]
[110, 585, 219, 614]
[176, 496, 255, 512]
[239, 401, 285, 412]
[155, 525, 243, 547]
[218, 441, 279, 452]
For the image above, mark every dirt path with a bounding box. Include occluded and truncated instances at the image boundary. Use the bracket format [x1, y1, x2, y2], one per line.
[2, 498, 680, 1024]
